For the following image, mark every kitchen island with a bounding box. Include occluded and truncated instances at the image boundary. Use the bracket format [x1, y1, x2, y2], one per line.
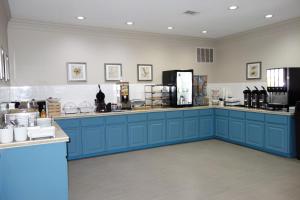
[0, 123, 69, 200]
[55, 106, 295, 161]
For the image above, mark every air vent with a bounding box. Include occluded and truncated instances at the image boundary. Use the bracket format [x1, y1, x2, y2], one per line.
[197, 48, 214, 63]
[183, 10, 199, 15]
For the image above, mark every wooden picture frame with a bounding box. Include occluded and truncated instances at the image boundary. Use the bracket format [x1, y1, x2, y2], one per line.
[246, 62, 262, 80]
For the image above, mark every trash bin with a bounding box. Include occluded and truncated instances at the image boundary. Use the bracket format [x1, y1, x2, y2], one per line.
[295, 101, 300, 160]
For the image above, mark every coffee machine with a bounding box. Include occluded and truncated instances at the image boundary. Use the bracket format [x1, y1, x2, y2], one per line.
[267, 67, 300, 112]
[243, 87, 252, 108]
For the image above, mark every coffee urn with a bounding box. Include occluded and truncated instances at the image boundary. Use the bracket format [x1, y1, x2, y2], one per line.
[243, 87, 252, 107]
[259, 86, 268, 109]
[251, 86, 260, 108]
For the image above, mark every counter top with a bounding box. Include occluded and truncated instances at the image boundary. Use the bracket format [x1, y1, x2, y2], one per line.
[54, 105, 294, 120]
[0, 122, 69, 150]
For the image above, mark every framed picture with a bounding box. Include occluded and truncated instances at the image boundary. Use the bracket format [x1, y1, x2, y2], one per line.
[137, 64, 153, 81]
[0, 48, 4, 80]
[246, 62, 262, 80]
[4, 53, 9, 82]
[67, 62, 87, 82]
[105, 63, 122, 81]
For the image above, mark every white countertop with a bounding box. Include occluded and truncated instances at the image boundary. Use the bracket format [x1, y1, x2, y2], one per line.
[0, 122, 69, 150]
[54, 105, 294, 120]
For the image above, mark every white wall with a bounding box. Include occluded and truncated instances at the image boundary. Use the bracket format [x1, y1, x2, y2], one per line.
[8, 19, 216, 86]
[213, 17, 300, 83]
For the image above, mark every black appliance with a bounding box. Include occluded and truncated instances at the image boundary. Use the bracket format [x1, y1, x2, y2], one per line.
[243, 87, 252, 108]
[267, 67, 300, 112]
[259, 86, 268, 109]
[95, 84, 110, 112]
[251, 86, 260, 108]
[162, 70, 193, 107]
[295, 101, 300, 160]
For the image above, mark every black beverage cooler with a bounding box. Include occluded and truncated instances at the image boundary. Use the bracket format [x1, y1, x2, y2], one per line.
[162, 70, 193, 107]
[295, 101, 300, 159]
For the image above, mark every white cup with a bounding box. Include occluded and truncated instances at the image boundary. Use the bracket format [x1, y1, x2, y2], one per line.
[14, 127, 28, 142]
[0, 127, 14, 144]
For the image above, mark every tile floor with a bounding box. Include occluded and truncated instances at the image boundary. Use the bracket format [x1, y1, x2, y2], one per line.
[69, 140, 300, 200]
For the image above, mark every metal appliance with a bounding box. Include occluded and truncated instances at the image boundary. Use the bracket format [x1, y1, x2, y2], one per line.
[259, 86, 268, 109]
[251, 86, 260, 108]
[119, 82, 131, 110]
[193, 75, 209, 106]
[162, 70, 193, 107]
[243, 87, 252, 108]
[267, 67, 300, 111]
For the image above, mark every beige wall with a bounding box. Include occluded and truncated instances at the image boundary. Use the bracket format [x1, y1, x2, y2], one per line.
[213, 17, 300, 83]
[0, 0, 10, 86]
[8, 19, 216, 86]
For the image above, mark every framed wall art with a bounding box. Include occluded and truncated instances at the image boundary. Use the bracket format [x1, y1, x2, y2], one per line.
[67, 62, 87, 82]
[137, 64, 153, 81]
[105, 63, 122, 81]
[0, 47, 4, 80]
[246, 62, 262, 80]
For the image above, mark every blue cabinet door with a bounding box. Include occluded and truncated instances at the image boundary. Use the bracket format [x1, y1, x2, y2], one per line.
[63, 127, 82, 159]
[166, 118, 183, 142]
[215, 117, 229, 139]
[229, 119, 245, 143]
[106, 123, 127, 151]
[1, 143, 68, 200]
[183, 117, 199, 140]
[148, 120, 165, 145]
[265, 123, 288, 153]
[246, 121, 264, 148]
[199, 116, 214, 138]
[0, 151, 3, 200]
[82, 126, 105, 155]
[128, 122, 147, 147]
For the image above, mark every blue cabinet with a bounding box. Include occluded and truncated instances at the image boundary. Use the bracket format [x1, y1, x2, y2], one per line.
[128, 122, 147, 147]
[246, 121, 264, 148]
[0, 143, 68, 200]
[245, 113, 265, 148]
[166, 111, 183, 142]
[148, 120, 165, 145]
[229, 119, 245, 143]
[63, 127, 82, 159]
[199, 109, 214, 138]
[265, 124, 288, 153]
[215, 117, 229, 139]
[106, 116, 128, 151]
[229, 111, 245, 143]
[183, 110, 199, 140]
[82, 126, 105, 155]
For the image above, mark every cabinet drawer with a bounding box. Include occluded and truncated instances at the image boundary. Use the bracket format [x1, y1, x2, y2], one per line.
[246, 112, 264, 121]
[184, 110, 199, 117]
[199, 109, 213, 116]
[148, 112, 165, 120]
[265, 114, 288, 125]
[215, 109, 229, 117]
[56, 119, 80, 129]
[166, 111, 183, 118]
[128, 114, 147, 122]
[81, 117, 105, 126]
[230, 111, 245, 119]
[106, 116, 127, 124]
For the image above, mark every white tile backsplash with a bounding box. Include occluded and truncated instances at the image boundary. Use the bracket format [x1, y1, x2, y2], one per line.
[4, 81, 267, 107]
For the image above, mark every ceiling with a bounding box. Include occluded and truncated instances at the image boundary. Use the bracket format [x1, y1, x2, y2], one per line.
[8, 0, 300, 38]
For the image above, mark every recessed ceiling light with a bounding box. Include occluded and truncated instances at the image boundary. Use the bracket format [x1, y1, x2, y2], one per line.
[228, 5, 239, 10]
[126, 21, 134, 25]
[202, 30, 208, 34]
[265, 14, 273, 19]
[76, 16, 86, 20]
[168, 26, 174, 30]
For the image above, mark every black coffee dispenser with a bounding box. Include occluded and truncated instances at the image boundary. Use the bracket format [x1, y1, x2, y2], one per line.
[243, 87, 252, 107]
[259, 86, 268, 109]
[251, 86, 260, 108]
[95, 84, 107, 112]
